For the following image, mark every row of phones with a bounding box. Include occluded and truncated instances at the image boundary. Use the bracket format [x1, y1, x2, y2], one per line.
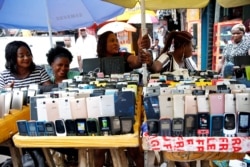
[17, 116, 134, 137]
[146, 112, 250, 137]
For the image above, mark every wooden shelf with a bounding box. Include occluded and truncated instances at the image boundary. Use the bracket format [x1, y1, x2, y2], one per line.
[0, 106, 30, 143]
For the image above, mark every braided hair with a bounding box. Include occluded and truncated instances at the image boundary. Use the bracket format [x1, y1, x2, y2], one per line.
[160, 31, 192, 55]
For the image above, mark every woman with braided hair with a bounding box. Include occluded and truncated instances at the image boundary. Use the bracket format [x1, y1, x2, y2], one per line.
[149, 31, 197, 73]
[149, 31, 199, 167]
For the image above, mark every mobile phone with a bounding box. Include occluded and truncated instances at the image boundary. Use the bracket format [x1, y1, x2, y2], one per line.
[110, 116, 121, 135]
[75, 119, 87, 136]
[16, 120, 29, 136]
[210, 115, 224, 136]
[147, 119, 159, 136]
[120, 117, 134, 134]
[98, 117, 111, 136]
[197, 113, 210, 136]
[159, 118, 171, 136]
[223, 113, 236, 137]
[27, 120, 37, 136]
[237, 112, 250, 137]
[184, 115, 197, 136]
[171, 118, 184, 137]
[86, 118, 99, 136]
[55, 119, 67, 136]
[65, 119, 77, 136]
[36, 121, 46, 136]
[45, 121, 56, 136]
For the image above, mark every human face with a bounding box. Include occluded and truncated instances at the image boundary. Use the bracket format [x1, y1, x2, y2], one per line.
[63, 37, 71, 47]
[106, 33, 120, 56]
[51, 57, 70, 79]
[231, 29, 244, 44]
[80, 29, 87, 38]
[184, 42, 193, 58]
[16, 46, 32, 69]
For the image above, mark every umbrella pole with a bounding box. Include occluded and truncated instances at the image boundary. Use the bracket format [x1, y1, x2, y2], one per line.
[45, 0, 53, 48]
[140, 0, 146, 35]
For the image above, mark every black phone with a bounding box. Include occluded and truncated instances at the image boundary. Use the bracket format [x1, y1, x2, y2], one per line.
[197, 113, 210, 136]
[65, 119, 77, 136]
[86, 118, 99, 136]
[55, 119, 67, 136]
[98, 117, 111, 136]
[75, 118, 88, 136]
[184, 115, 197, 136]
[210, 115, 224, 136]
[237, 112, 250, 137]
[147, 119, 159, 136]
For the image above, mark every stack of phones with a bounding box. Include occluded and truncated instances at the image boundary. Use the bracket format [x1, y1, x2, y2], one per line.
[16, 116, 134, 137]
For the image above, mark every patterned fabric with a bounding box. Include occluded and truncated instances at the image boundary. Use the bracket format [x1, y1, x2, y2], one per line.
[0, 65, 50, 88]
[223, 36, 250, 64]
[157, 52, 197, 72]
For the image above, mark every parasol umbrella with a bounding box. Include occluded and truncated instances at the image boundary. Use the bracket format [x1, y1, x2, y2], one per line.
[127, 13, 159, 24]
[0, 0, 125, 46]
[97, 21, 136, 35]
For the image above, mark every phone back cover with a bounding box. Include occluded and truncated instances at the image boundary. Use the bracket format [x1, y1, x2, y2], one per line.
[224, 94, 236, 113]
[70, 98, 88, 119]
[114, 91, 135, 118]
[209, 94, 225, 115]
[143, 96, 160, 119]
[158, 94, 173, 119]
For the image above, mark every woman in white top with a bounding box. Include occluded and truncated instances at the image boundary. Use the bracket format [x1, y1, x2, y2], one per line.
[149, 31, 197, 73]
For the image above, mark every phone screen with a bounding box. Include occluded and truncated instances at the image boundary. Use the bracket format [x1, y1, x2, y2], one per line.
[239, 114, 249, 131]
[55, 120, 66, 133]
[224, 114, 235, 130]
[212, 116, 223, 130]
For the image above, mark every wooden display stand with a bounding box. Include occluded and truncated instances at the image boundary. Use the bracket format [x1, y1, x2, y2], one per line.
[13, 88, 143, 167]
[0, 106, 30, 167]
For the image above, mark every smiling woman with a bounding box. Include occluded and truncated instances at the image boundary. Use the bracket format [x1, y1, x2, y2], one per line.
[0, 41, 51, 89]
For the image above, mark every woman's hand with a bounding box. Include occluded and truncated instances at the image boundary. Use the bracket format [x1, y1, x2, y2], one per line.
[139, 49, 153, 67]
[137, 30, 151, 50]
[4, 81, 14, 88]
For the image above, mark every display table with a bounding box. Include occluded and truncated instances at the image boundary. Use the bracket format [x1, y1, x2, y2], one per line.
[142, 136, 249, 167]
[13, 87, 143, 167]
[0, 106, 30, 167]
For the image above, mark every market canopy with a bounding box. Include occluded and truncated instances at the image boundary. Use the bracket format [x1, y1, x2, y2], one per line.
[104, 0, 250, 9]
[104, 0, 210, 10]
[217, 0, 250, 8]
